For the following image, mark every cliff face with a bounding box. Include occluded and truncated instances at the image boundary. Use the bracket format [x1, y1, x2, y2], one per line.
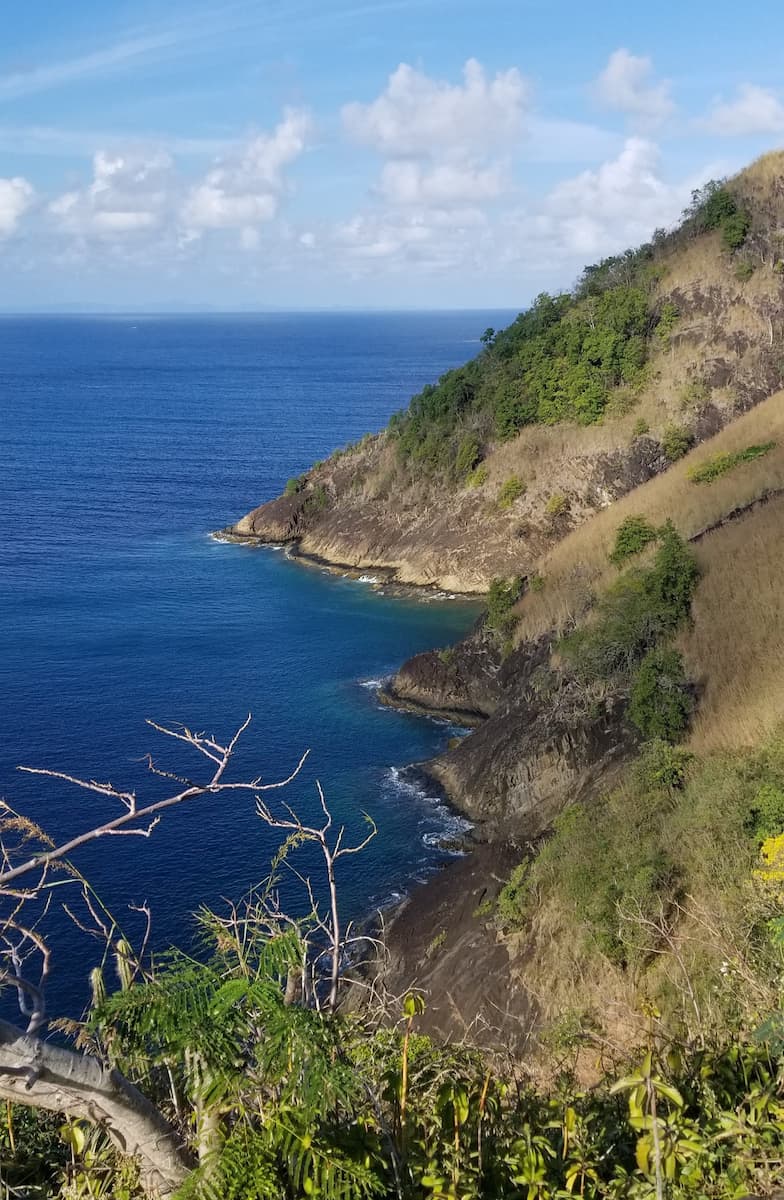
[387, 630, 636, 837]
[381, 628, 505, 723]
[228, 435, 668, 592]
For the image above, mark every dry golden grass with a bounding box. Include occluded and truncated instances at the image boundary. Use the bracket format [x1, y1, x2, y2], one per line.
[514, 390, 784, 641]
[680, 495, 784, 753]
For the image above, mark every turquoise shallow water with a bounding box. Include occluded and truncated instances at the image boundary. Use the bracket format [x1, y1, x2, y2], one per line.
[0, 311, 512, 1010]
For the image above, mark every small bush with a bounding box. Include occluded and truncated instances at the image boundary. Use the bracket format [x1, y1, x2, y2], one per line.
[688, 441, 776, 484]
[747, 783, 784, 843]
[437, 647, 455, 667]
[634, 739, 693, 791]
[455, 433, 481, 477]
[662, 423, 693, 461]
[545, 493, 569, 518]
[656, 300, 680, 343]
[486, 576, 523, 636]
[497, 476, 526, 510]
[466, 464, 488, 489]
[629, 647, 692, 741]
[680, 379, 711, 409]
[528, 799, 677, 965]
[695, 184, 737, 231]
[722, 210, 751, 251]
[529, 573, 546, 593]
[284, 475, 306, 497]
[561, 523, 699, 684]
[496, 862, 529, 930]
[735, 260, 755, 282]
[609, 515, 659, 566]
[632, 417, 650, 438]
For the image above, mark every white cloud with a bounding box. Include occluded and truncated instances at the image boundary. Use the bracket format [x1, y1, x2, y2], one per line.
[343, 59, 525, 220]
[0, 177, 35, 236]
[702, 83, 784, 136]
[48, 149, 173, 236]
[377, 159, 505, 205]
[517, 138, 695, 264]
[334, 206, 488, 273]
[181, 108, 310, 231]
[342, 58, 529, 158]
[595, 49, 674, 128]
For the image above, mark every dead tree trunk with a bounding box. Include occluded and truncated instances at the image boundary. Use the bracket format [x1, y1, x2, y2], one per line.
[0, 1017, 192, 1198]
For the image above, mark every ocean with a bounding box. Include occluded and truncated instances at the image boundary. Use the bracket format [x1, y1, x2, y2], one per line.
[0, 310, 514, 1012]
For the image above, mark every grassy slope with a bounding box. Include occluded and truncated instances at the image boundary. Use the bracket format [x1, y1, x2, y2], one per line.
[505, 390, 784, 753]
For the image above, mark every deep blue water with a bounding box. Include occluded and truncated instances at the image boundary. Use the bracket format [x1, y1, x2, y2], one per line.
[0, 311, 513, 1012]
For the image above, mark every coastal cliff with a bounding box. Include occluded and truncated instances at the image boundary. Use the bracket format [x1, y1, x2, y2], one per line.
[227, 153, 784, 1050]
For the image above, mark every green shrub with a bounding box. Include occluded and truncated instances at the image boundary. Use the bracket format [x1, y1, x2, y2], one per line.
[528, 797, 678, 965]
[688, 441, 776, 484]
[629, 647, 692, 741]
[495, 861, 530, 930]
[494, 379, 537, 440]
[393, 281, 655, 466]
[735, 260, 755, 281]
[632, 417, 650, 438]
[692, 183, 738, 231]
[437, 647, 455, 667]
[284, 475, 306, 497]
[746, 782, 784, 843]
[529, 573, 546, 592]
[662, 423, 693, 461]
[486, 576, 523, 635]
[545, 493, 568, 517]
[455, 433, 481, 476]
[722, 210, 751, 251]
[609, 515, 659, 566]
[656, 300, 680, 343]
[633, 739, 693, 791]
[561, 523, 699, 684]
[685, 181, 751, 251]
[497, 476, 526, 510]
[466, 464, 488, 489]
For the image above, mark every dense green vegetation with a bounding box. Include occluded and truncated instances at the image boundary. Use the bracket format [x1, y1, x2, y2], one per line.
[682, 180, 751, 251]
[661, 424, 693, 462]
[389, 283, 656, 474]
[485, 575, 523, 637]
[560, 523, 698, 690]
[495, 731, 784, 1031]
[8, 735, 784, 1200]
[10, 980, 784, 1199]
[628, 647, 692, 740]
[385, 179, 750, 479]
[687, 441, 776, 484]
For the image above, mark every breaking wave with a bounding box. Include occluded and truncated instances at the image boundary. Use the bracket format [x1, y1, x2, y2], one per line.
[384, 764, 473, 852]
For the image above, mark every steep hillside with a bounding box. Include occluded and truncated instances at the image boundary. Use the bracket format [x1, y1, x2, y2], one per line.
[390, 394, 784, 830]
[385, 420, 784, 1056]
[228, 153, 784, 593]
[226, 151, 784, 1061]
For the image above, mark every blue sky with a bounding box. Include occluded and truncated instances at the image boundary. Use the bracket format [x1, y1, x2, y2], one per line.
[2, 0, 783, 309]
